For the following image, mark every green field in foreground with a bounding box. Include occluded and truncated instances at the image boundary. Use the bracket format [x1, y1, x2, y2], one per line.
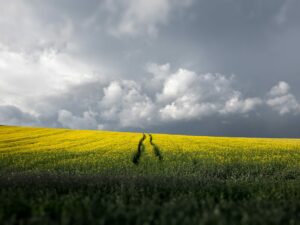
[1, 126, 300, 225]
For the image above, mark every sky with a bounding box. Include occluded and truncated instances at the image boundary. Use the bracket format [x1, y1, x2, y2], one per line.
[0, 0, 300, 137]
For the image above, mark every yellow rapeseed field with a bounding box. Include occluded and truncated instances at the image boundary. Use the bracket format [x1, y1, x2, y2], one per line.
[1, 125, 300, 224]
[0, 125, 300, 176]
[0, 126, 141, 174]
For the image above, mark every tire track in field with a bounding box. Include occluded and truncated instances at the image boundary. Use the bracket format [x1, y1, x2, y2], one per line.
[132, 133, 146, 165]
[149, 134, 163, 161]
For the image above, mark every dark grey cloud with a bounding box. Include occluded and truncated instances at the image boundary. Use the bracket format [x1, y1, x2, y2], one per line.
[0, 105, 38, 126]
[0, 0, 300, 137]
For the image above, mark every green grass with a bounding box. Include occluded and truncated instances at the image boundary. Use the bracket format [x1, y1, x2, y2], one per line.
[1, 125, 300, 225]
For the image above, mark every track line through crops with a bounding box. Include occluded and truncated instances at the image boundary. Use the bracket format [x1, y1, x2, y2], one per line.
[132, 133, 146, 165]
[149, 134, 163, 161]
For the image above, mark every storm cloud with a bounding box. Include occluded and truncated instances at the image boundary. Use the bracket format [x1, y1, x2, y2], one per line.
[0, 0, 300, 137]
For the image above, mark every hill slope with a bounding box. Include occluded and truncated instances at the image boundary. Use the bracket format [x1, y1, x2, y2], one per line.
[1, 126, 300, 224]
[1, 125, 300, 176]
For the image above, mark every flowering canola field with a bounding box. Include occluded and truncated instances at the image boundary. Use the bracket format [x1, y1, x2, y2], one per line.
[0, 126, 300, 176]
[1, 125, 300, 176]
[1, 125, 300, 225]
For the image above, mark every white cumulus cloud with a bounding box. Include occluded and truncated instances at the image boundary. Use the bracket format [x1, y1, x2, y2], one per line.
[267, 81, 300, 115]
[58, 110, 100, 130]
[0, 49, 98, 113]
[100, 80, 156, 127]
[156, 67, 262, 121]
[1, 62, 299, 130]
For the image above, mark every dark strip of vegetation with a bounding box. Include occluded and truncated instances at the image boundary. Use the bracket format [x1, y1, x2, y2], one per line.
[149, 134, 163, 161]
[1, 173, 300, 225]
[132, 133, 146, 165]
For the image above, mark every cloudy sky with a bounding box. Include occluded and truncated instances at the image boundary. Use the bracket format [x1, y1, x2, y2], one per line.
[1, 0, 300, 137]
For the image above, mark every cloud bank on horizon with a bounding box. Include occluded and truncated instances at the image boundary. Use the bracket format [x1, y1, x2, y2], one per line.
[0, 0, 300, 137]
